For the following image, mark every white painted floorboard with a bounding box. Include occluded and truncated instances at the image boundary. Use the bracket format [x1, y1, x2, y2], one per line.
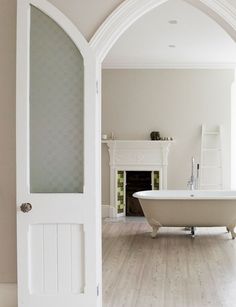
[0, 284, 17, 307]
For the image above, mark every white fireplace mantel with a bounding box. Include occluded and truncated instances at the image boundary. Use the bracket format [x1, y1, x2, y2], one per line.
[103, 140, 174, 217]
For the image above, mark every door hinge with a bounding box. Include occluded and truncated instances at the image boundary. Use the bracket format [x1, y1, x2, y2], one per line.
[96, 80, 99, 94]
[97, 284, 99, 296]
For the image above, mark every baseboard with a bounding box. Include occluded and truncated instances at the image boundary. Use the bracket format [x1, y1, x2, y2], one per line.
[102, 205, 110, 218]
[0, 283, 17, 307]
[109, 206, 118, 218]
[102, 205, 118, 218]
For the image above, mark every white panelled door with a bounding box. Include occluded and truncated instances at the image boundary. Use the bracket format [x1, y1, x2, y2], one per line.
[16, 1, 101, 306]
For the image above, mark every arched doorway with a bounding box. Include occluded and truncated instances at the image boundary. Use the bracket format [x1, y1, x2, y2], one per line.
[91, 0, 236, 305]
[90, 0, 236, 61]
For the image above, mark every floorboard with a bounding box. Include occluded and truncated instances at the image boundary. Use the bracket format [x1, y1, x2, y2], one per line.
[102, 218, 236, 307]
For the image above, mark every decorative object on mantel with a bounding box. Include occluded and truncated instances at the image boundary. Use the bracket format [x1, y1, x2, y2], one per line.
[150, 131, 161, 140]
[150, 131, 174, 141]
[101, 132, 115, 140]
[102, 134, 108, 140]
[161, 137, 174, 141]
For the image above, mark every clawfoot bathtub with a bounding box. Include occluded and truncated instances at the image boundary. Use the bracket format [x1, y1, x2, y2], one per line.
[133, 190, 236, 239]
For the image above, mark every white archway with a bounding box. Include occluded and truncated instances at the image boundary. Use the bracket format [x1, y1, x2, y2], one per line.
[89, 2, 236, 305]
[90, 0, 236, 61]
[90, 0, 236, 209]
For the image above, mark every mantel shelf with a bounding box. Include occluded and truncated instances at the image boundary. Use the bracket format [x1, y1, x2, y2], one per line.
[102, 140, 175, 149]
[102, 140, 174, 144]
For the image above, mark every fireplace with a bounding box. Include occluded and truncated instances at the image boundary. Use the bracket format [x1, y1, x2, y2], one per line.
[126, 171, 152, 216]
[103, 140, 174, 217]
[116, 170, 160, 215]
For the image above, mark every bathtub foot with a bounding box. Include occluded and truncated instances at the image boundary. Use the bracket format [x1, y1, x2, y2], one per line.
[227, 225, 236, 239]
[191, 227, 196, 238]
[151, 226, 160, 238]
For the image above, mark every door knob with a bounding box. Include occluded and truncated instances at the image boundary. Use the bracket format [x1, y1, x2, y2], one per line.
[20, 203, 32, 213]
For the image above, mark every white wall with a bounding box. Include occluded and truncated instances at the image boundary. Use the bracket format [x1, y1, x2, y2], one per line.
[102, 69, 234, 210]
[231, 70, 236, 189]
[48, 0, 124, 40]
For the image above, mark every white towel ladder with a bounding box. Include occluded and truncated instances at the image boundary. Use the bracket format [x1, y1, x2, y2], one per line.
[200, 125, 223, 190]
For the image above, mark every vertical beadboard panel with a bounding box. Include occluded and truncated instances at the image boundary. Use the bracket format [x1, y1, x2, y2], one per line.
[43, 224, 58, 293]
[57, 224, 71, 292]
[29, 224, 44, 294]
[71, 224, 85, 294]
[29, 224, 85, 295]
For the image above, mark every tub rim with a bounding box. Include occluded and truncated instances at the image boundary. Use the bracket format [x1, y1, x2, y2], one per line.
[133, 190, 236, 200]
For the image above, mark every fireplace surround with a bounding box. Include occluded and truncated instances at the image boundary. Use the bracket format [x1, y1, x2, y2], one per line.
[103, 140, 174, 217]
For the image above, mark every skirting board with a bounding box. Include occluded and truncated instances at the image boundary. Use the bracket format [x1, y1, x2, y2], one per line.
[102, 205, 117, 218]
[0, 283, 17, 307]
[102, 205, 110, 218]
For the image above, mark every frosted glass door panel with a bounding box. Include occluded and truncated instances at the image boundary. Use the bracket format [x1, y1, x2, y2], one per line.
[30, 6, 84, 193]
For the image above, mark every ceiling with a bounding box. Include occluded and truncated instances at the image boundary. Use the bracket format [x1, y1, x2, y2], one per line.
[103, 0, 236, 69]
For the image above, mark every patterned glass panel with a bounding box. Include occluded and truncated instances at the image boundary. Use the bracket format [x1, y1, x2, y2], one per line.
[30, 6, 84, 193]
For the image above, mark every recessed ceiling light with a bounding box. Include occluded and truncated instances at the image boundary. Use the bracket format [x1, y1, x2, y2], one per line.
[168, 45, 176, 48]
[169, 20, 178, 24]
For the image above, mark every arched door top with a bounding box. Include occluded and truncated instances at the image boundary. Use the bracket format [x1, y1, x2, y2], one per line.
[28, 0, 92, 59]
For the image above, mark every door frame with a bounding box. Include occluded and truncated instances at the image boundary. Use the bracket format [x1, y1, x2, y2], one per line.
[90, 0, 236, 216]
[89, 0, 236, 304]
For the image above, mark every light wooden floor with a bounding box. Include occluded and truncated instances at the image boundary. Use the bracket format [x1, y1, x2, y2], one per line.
[102, 218, 236, 307]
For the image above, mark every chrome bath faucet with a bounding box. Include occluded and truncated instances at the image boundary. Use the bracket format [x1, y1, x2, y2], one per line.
[187, 157, 199, 190]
